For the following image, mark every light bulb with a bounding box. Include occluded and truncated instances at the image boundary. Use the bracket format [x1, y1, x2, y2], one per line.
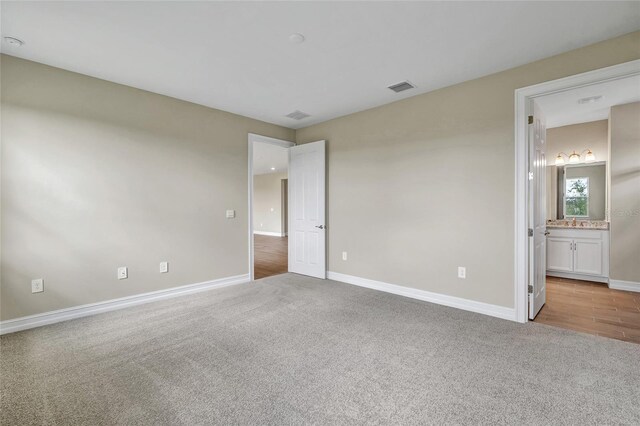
[585, 150, 595, 163]
[569, 152, 580, 164]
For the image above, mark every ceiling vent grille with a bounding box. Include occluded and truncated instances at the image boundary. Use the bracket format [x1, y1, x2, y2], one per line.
[388, 81, 416, 93]
[286, 110, 311, 120]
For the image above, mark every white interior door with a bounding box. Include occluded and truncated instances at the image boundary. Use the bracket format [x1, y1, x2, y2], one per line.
[288, 140, 326, 279]
[529, 101, 547, 319]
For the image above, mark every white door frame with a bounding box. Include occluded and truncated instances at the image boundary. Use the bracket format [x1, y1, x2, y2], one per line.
[248, 133, 295, 281]
[513, 59, 640, 323]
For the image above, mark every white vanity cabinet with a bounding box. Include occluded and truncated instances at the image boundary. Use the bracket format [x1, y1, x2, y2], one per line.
[546, 228, 609, 283]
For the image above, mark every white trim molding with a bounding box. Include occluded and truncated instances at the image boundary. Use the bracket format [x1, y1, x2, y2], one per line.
[513, 59, 640, 324]
[328, 271, 516, 321]
[0, 274, 250, 335]
[253, 231, 285, 237]
[609, 279, 640, 293]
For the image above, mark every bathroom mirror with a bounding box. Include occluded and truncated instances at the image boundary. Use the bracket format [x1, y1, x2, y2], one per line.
[548, 162, 606, 220]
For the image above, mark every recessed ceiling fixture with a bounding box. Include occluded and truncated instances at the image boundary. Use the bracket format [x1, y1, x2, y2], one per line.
[289, 33, 305, 44]
[3, 36, 24, 47]
[577, 95, 603, 104]
[285, 110, 310, 120]
[388, 81, 416, 93]
[270, 167, 276, 171]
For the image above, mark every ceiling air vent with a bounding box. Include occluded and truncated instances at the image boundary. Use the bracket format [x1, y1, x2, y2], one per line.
[286, 110, 311, 120]
[388, 81, 416, 93]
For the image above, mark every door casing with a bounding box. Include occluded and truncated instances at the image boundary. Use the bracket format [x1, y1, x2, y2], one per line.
[513, 59, 640, 323]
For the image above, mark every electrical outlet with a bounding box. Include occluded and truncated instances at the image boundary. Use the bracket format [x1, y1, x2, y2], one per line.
[31, 278, 44, 293]
[117, 267, 128, 280]
[458, 267, 466, 279]
[226, 209, 235, 219]
[159, 262, 169, 273]
[342, 251, 348, 261]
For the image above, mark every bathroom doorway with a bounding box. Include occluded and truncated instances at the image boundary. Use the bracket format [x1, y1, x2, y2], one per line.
[515, 61, 640, 343]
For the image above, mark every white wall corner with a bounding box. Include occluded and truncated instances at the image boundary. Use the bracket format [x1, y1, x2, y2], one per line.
[608, 279, 640, 293]
[0, 274, 251, 335]
[327, 271, 517, 322]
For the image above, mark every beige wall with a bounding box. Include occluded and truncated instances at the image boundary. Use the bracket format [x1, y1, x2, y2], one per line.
[253, 172, 287, 235]
[2, 32, 639, 321]
[0, 55, 294, 320]
[609, 102, 640, 283]
[296, 31, 640, 308]
[546, 120, 609, 219]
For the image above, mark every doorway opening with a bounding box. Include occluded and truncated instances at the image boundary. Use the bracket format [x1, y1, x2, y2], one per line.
[248, 134, 295, 280]
[248, 134, 327, 281]
[514, 60, 640, 343]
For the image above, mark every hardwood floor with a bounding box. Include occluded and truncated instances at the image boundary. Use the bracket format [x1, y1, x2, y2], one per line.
[254, 234, 288, 280]
[534, 276, 640, 344]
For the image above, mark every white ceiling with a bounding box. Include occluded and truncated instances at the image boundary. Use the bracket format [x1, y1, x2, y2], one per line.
[537, 74, 640, 128]
[253, 142, 288, 176]
[1, 2, 639, 129]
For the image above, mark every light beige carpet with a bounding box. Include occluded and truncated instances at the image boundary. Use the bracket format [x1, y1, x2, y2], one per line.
[2, 273, 639, 425]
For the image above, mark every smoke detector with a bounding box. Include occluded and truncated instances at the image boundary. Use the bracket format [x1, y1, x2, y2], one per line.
[388, 81, 416, 93]
[3, 37, 24, 47]
[578, 95, 603, 104]
[286, 110, 310, 120]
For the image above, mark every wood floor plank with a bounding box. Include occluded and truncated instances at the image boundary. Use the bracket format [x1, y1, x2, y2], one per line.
[535, 277, 640, 344]
[254, 235, 288, 280]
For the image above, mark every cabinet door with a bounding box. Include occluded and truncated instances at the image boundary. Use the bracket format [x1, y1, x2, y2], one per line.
[547, 238, 573, 272]
[574, 239, 603, 276]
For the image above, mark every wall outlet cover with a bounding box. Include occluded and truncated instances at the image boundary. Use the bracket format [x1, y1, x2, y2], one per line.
[117, 267, 128, 280]
[159, 262, 169, 273]
[458, 267, 466, 279]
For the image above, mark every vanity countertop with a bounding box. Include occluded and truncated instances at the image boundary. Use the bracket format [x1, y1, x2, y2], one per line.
[546, 219, 609, 230]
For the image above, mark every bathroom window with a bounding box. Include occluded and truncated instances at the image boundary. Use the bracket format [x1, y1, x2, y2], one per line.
[564, 177, 589, 217]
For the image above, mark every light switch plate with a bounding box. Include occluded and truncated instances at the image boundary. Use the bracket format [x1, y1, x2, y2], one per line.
[159, 262, 169, 273]
[117, 267, 128, 280]
[31, 278, 44, 293]
[226, 209, 235, 219]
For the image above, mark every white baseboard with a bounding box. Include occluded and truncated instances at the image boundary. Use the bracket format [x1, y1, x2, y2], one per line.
[327, 271, 516, 321]
[609, 279, 640, 293]
[546, 271, 608, 284]
[253, 231, 285, 237]
[0, 273, 250, 335]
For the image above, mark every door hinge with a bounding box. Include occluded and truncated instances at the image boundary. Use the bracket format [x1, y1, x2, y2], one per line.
[528, 285, 533, 294]
[528, 115, 534, 124]
[528, 228, 533, 237]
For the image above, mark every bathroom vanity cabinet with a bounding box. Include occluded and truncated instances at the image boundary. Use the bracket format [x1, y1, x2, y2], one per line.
[546, 228, 609, 283]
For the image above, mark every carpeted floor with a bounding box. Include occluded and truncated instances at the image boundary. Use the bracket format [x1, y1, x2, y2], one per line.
[2, 273, 639, 425]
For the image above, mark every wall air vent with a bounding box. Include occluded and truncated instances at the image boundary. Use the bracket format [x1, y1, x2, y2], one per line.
[388, 81, 416, 93]
[286, 110, 311, 120]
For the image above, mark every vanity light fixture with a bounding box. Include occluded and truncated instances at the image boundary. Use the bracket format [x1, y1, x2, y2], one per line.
[584, 149, 596, 163]
[554, 149, 596, 166]
[568, 151, 580, 164]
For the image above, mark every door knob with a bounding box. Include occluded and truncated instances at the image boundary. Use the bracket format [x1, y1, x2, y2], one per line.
[315, 225, 325, 229]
